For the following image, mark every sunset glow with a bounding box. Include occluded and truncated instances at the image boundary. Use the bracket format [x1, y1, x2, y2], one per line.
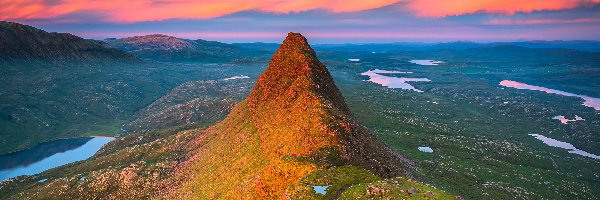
[408, 0, 600, 17]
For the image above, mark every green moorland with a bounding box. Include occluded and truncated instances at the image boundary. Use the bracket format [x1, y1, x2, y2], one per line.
[317, 47, 600, 199]
[0, 61, 265, 155]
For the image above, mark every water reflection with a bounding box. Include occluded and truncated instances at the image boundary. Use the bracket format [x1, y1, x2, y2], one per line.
[313, 185, 330, 195]
[529, 134, 600, 159]
[223, 75, 249, 81]
[500, 80, 600, 111]
[0, 137, 92, 170]
[552, 115, 585, 124]
[409, 60, 444, 66]
[0, 137, 114, 181]
[361, 69, 430, 92]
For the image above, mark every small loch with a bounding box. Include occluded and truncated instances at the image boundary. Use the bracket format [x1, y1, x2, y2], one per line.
[552, 115, 585, 124]
[361, 69, 430, 92]
[500, 80, 600, 111]
[223, 75, 250, 81]
[409, 60, 444, 66]
[418, 147, 434, 153]
[0, 137, 115, 182]
[313, 185, 330, 195]
[529, 134, 600, 159]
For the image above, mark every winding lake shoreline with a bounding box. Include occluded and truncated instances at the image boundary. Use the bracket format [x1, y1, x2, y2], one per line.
[500, 80, 600, 111]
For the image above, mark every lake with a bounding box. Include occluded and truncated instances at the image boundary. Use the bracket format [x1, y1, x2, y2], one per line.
[552, 115, 585, 124]
[529, 134, 600, 159]
[0, 137, 114, 182]
[500, 80, 600, 111]
[223, 75, 250, 80]
[313, 185, 330, 195]
[409, 60, 444, 66]
[361, 69, 430, 92]
[418, 146, 433, 153]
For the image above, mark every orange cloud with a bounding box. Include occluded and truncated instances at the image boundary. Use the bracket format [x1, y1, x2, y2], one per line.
[0, 0, 400, 23]
[408, 0, 600, 17]
[1, 0, 599, 23]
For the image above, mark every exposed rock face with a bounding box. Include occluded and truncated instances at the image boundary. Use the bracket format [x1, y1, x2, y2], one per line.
[248, 33, 349, 112]
[0, 21, 137, 64]
[246, 32, 409, 177]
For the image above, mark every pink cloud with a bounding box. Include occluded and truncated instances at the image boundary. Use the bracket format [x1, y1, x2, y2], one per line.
[0, 0, 400, 23]
[74, 28, 565, 41]
[486, 18, 600, 25]
[408, 0, 600, 17]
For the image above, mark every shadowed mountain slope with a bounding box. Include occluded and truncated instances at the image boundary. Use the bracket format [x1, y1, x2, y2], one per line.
[0, 21, 137, 64]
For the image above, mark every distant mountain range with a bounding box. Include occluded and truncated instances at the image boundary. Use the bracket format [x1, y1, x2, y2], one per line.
[238, 40, 600, 52]
[104, 34, 256, 63]
[0, 21, 137, 65]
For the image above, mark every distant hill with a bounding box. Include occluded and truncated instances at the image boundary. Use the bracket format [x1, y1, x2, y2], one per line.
[0, 33, 457, 199]
[104, 34, 254, 63]
[308, 40, 600, 52]
[429, 41, 485, 50]
[459, 45, 600, 62]
[123, 79, 253, 133]
[0, 22, 234, 155]
[233, 42, 281, 52]
[0, 21, 137, 64]
[313, 42, 424, 52]
[495, 40, 600, 52]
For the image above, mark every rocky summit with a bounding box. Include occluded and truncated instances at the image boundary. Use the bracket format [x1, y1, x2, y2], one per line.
[0, 33, 455, 200]
[246, 32, 410, 178]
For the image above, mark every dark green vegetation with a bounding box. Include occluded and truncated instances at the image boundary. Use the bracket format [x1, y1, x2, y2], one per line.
[123, 78, 254, 133]
[287, 166, 455, 199]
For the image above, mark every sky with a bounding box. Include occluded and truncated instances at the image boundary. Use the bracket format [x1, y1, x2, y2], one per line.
[2, 0, 600, 43]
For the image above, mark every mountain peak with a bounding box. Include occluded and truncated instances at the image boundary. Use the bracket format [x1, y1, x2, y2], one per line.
[248, 32, 349, 113]
[243, 33, 408, 182]
[279, 32, 313, 53]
